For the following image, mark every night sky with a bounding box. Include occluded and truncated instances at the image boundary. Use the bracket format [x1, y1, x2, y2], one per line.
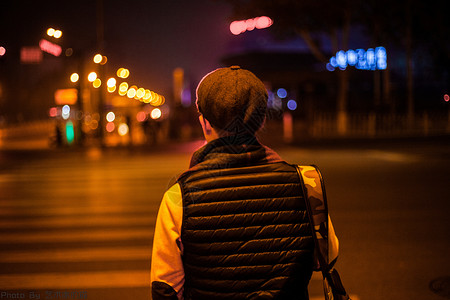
[1, 0, 235, 97]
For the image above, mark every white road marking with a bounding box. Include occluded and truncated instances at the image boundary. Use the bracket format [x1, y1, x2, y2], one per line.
[0, 271, 150, 289]
[0, 246, 151, 263]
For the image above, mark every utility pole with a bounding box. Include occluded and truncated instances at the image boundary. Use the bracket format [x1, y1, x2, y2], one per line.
[406, 0, 414, 131]
[96, 0, 105, 145]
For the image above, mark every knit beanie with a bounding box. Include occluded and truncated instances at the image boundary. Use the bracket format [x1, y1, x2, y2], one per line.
[196, 66, 268, 134]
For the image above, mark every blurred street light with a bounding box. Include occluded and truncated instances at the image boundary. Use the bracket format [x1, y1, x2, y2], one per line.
[87, 72, 97, 82]
[106, 77, 116, 87]
[117, 68, 130, 78]
[93, 53, 107, 65]
[47, 28, 62, 39]
[70, 73, 79, 83]
[93, 78, 101, 88]
[93, 54, 103, 64]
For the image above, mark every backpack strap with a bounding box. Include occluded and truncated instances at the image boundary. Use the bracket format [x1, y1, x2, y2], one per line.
[295, 164, 351, 300]
[295, 165, 330, 270]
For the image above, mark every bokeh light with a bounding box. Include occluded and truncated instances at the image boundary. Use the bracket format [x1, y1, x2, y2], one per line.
[136, 88, 145, 99]
[70, 73, 79, 83]
[48, 107, 58, 118]
[53, 30, 62, 38]
[287, 100, 297, 111]
[127, 87, 137, 98]
[0, 46, 6, 56]
[117, 68, 130, 79]
[151, 108, 162, 119]
[93, 78, 101, 88]
[66, 121, 74, 144]
[106, 122, 115, 133]
[277, 88, 287, 99]
[136, 111, 147, 122]
[62, 105, 70, 120]
[107, 77, 116, 88]
[47, 28, 55, 37]
[118, 123, 129, 136]
[87, 72, 97, 82]
[107, 85, 116, 93]
[106, 111, 115, 122]
[230, 16, 273, 35]
[93, 54, 103, 64]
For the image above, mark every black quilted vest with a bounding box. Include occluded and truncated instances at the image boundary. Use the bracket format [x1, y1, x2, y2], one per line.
[177, 136, 314, 300]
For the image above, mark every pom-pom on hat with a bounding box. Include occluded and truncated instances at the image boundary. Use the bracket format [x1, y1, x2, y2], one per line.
[196, 66, 268, 134]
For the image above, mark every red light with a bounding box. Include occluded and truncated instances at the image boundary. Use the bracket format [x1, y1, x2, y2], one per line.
[256, 16, 273, 29]
[136, 111, 147, 122]
[106, 122, 115, 133]
[230, 16, 273, 35]
[49, 107, 58, 117]
[444, 94, 449, 102]
[39, 39, 62, 57]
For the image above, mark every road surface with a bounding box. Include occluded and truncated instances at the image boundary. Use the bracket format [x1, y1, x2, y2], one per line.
[0, 137, 449, 299]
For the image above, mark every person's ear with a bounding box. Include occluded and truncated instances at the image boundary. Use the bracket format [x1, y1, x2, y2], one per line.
[199, 115, 212, 135]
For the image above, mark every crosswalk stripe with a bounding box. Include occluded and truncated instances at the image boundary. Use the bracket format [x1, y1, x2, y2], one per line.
[0, 270, 150, 289]
[0, 246, 151, 263]
[0, 215, 155, 228]
[310, 296, 360, 300]
[0, 205, 157, 216]
[309, 273, 360, 300]
[0, 229, 153, 244]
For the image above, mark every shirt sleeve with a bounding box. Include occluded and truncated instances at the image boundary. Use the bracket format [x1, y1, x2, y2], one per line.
[151, 183, 184, 300]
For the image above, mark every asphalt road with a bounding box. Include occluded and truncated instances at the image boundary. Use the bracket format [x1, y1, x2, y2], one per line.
[0, 137, 449, 300]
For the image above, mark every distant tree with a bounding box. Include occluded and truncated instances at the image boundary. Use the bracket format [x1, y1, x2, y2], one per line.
[358, 0, 450, 120]
[224, 0, 449, 128]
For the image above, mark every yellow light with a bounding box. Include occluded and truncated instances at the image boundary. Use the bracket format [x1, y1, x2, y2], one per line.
[119, 82, 128, 92]
[152, 94, 165, 106]
[47, 28, 55, 37]
[70, 73, 79, 83]
[93, 78, 101, 88]
[151, 108, 162, 120]
[107, 85, 116, 93]
[87, 72, 97, 82]
[150, 91, 158, 105]
[143, 89, 151, 100]
[118, 123, 129, 136]
[93, 54, 102, 64]
[117, 68, 129, 79]
[159, 95, 166, 106]
[127, 87, 136, 98]
[53, 30, 62, 38]
[107, 78, 116, 88]
[100, 56, 107, 65]
[136, 88, 145, 99]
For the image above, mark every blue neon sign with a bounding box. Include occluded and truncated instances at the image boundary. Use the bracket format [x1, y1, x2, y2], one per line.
[327, 47, 387, 71]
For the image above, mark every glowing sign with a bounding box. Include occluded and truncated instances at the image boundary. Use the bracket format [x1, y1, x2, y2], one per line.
[20, 47, 43, 63]
[39, 39, 62, 57]
[327, 47, 387, 71]
[230, 16, 273, 35]
[55, 88, 78, 105]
